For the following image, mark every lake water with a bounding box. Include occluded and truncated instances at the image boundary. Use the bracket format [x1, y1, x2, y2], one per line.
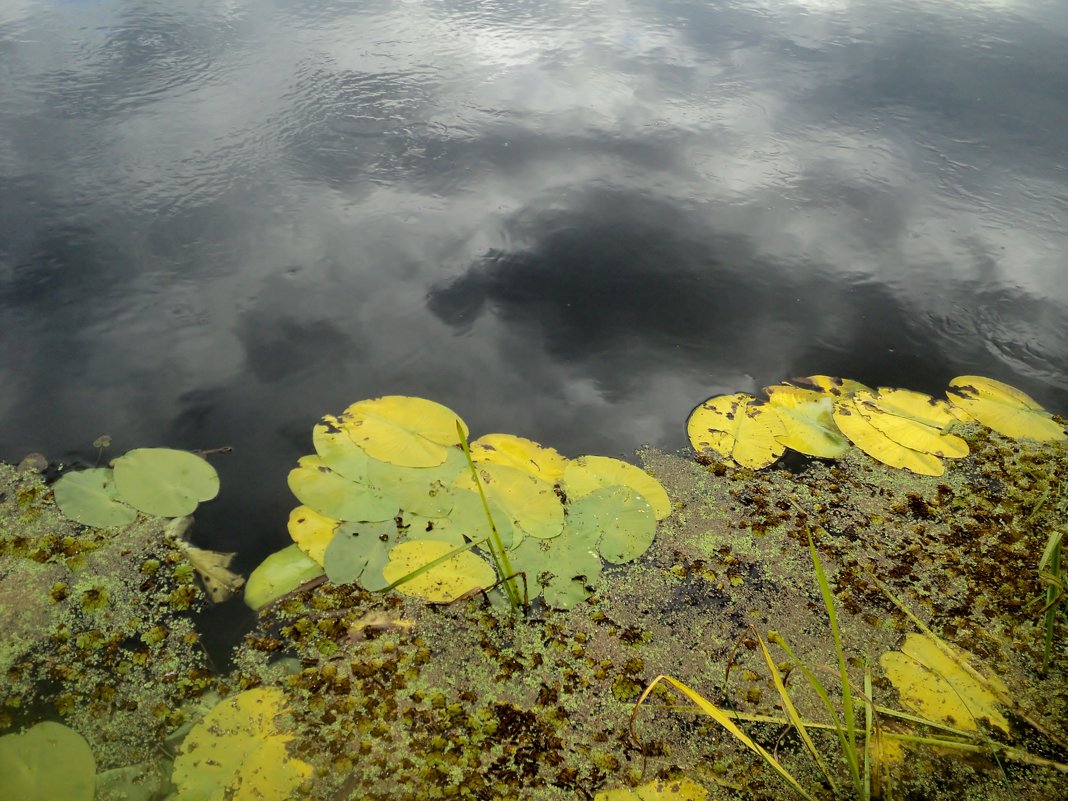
[2, 0, 1067, 591]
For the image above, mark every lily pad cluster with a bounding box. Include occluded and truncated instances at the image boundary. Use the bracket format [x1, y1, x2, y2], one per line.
[53, 447, 220, 526]
[687, 374, 1066, 476]
[247, 396, 670, 610]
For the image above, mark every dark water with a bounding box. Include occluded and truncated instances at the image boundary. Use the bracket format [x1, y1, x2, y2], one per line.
[3, 0, 1068, 602]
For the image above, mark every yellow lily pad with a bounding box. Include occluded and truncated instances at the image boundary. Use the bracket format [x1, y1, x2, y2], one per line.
[686, 393, 786, 469]
[469, 433, 567, 482]
[792, 374, 871, 397]
[881, 632, 1009, 735]
[561, 455, 671, 520]
[832, 398, 944, 476]
[172, 687, 313, 801]
[763, 384, 850, 458]
[595, 777, 710, 800]
[340, 396, 468, 467]
[853, 390, 969, 459]
[382, 539, 496, 603]
[946, 376, 1066, 442]
[287, 505, 340, 565]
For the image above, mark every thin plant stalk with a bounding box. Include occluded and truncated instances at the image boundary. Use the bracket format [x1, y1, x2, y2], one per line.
[807, 528, 862, 791]
[1039, 530, 1063, 673]
[456, 421, 523, 612]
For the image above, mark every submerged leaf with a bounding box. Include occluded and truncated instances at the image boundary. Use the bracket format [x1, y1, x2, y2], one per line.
[178, 541, 245, 603]
[561, 455, 671, 520]
[0, 721, 95, 801]
[340, 396, 468, 467]
[687, 393, 786, 469]
[244, 545, 325, 611]
[53, 467, 137, 527]
[113, 447, 220, 517]
[763, 384, 850, 458]
[383, 539, 496, 603]
[880, 632, 1009, 734]
[832, 398, 944, 476]
[469, 433, 568, 482]
[172, 687, 313, 801]
[947, 375, 1066, 442]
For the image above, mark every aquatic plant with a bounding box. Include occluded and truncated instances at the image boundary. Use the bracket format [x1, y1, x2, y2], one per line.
[53, 446, 220, 526]
[687, 374, 1065, 475]
[246, 395, 670, 611]
[0, 721, 95, 801]
[630, 532, 1068, 800]
[171, 687, 313, 801]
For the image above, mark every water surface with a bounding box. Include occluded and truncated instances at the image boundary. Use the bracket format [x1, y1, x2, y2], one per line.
[2, 0, 1067, 589]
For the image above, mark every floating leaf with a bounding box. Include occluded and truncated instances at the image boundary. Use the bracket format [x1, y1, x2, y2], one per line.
[832, 398, 943, 476]
[793, 375, 871, 397]
[312, 418, 371, 481]
[561, 455, 671, 520]
[172, 687, 313, 801]
[287, 505, 340, 565]
[53, 467, 137, 527]
[595, 777, 710, 801]
[382, 539, 496, 603]
[567, 486, 656, 564]
[509, 531, 602, 609]
[454, 463, 564, 540]
[881, 632, 1009, 734]
[946, 376, 1066, 442]
[112, 448, 220, 517]
[414, 491, 517, 549]
[763, 384, 850, 458]
[687, 393, 786, 469]
[366, 447, 465, 517]
[469, 433, 567, 482]
[853, 390, 969, 459]
[244, 545, 325, 611]
[322, 520, 399, 590]
[339, 396, 468, 467]
[287, 455, 395, 522]
[0, 721, 95, 801]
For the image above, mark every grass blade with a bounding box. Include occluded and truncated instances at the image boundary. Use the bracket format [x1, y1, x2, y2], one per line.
[631, 675, 819, 801]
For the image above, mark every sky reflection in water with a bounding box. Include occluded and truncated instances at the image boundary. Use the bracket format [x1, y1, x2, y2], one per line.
[1, 0, 1067, 579]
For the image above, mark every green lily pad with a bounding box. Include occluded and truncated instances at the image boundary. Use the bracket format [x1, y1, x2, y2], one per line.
[0, 721, 96, 801]
[244, 545, 325, 611]
[322, 520, 400, 590]
[312, 418, 372, 481]
[366, 447, 466, 518]
[509, 529, 602, 609]
[112, 448, 220, 517]
[287, 455, 396, 522]
[568, 486, 656, 564]
[454, 463, 563, 540]
[53, 467, 137, 527]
